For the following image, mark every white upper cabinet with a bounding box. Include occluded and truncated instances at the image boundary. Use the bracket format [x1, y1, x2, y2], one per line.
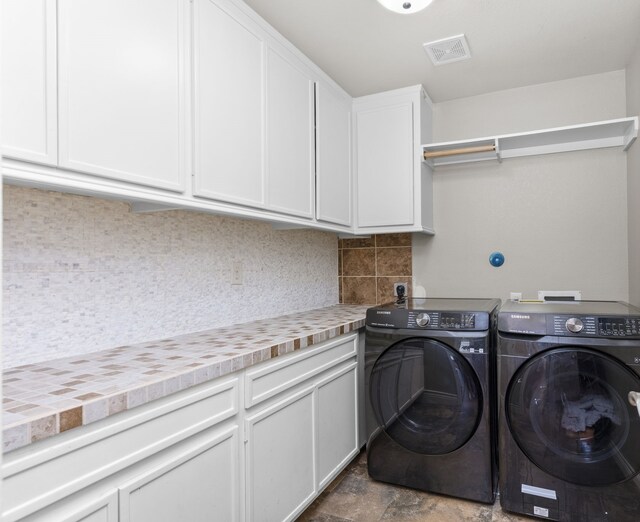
[57, 0, 187, 192]
[1, 0, 57, 165]
[316, 81, 352, 227]
[266, 45, 315, 219]
[353, 85, 434, 234]
[2, 0, 360, 233]
[355, 101, 414, 227]
[193, 0, 266, 208]
[193, 0, 316, 220]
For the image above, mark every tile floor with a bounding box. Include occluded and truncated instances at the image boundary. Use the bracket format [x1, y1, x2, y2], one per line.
[298, 450, 532, 522]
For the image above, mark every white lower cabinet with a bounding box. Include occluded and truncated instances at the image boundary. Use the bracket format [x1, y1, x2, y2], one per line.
[244, 333, 360, 521]
[317, 363, 359, 489]
[120, 427, 240, 522]
[1, 332, 361, 522]
[245, 387, 316, 522]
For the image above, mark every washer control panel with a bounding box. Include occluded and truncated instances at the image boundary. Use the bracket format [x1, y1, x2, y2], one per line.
[550, 315, 640, 337]
[407, 311, 478, 329]
[407, 311, 440, 328]
[366, 309, 490, 331]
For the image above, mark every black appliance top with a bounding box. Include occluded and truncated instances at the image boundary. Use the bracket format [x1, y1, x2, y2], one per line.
[366, 297, 501, 331]
[498, 300, 640, 339]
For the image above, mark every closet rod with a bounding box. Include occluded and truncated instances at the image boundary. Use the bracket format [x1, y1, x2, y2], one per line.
[423, 144, 496, 160]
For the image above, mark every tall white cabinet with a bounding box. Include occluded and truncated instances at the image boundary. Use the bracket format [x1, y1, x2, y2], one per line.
[266, 45, 315, 218]
[57, 0, 187, 192]
[193, 0, 316, 219]
[316, 82, 352, 226]
[1, 0, 58, 165]
[353, 85, 434, 234]
[193, 0, 266, 208]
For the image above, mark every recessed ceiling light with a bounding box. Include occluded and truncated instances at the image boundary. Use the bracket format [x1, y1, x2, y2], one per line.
[376, 0, 433, 15]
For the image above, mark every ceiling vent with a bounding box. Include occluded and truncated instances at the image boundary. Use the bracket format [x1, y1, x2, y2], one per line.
[423, 34, 471, 66]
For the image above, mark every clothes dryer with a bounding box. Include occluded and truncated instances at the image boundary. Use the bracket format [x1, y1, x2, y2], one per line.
[497, 300, 640, 521]
[365, 297, 500, 503]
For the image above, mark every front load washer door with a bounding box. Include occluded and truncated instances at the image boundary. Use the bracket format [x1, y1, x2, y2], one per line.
[369, 338, 482, 455]
[506, 347, 640, 486]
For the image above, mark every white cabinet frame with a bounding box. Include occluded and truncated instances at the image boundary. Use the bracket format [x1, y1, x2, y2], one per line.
[1, 0, 58, 165]
[59, 491, 119, 522]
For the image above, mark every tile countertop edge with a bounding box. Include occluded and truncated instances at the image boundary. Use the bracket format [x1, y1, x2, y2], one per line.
[2, 304, 369, 453]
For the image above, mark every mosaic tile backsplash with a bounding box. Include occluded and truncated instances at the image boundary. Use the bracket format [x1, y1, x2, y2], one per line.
[3, 185, 339, 368]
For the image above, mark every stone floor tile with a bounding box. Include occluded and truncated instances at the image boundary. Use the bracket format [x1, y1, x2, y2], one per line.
[298, 450, 534, 522]
[317, 472, 401, 522]
[297, 510, 354, 522]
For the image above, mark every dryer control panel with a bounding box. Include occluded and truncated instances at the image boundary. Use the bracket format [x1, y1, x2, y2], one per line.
[597, 317, 639, 337]
[549, 315, 640, 338]
[498, 300, 640, 339]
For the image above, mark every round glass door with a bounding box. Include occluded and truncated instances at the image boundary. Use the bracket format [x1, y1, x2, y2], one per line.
[369, 338, 482, 455]
[506, 347, 640, 486]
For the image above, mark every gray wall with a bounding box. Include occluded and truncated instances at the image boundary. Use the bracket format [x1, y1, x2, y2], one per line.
[3, 186, 339, 368]
[627, 47, 640, 307]
[413, 71, 629, 301]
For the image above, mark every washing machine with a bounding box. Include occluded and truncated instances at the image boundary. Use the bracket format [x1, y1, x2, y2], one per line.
[497, 300, 640, 521]
[365, 297, 501, 504]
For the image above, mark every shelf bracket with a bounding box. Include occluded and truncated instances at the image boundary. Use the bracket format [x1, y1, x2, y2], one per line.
[622, 116, 639, 151]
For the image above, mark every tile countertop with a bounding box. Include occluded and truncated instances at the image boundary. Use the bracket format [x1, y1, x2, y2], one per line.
[2, 304, 369, 453]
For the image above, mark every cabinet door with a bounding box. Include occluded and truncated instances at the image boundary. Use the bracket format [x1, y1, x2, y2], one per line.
[316, 82, 351, 226]
[266, 45, 315, 218]
[317, 363, 359, 489]
[58, 492, 118, 522]
[355, 102, 414, 227]
[119, 427, 240, 522]
[246, 386, 316, 522]
[193, 0, 266, 208]
[1, 0, 57, 165]
[21, 490, 118, 522]
[57, 0, 187, 192]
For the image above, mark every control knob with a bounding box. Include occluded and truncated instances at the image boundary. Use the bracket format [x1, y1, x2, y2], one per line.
[416, 313, 431, 327]
[565, 318, 584, 333]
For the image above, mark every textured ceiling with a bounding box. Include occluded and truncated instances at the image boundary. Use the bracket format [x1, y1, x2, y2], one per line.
[243, 0, 640, 102]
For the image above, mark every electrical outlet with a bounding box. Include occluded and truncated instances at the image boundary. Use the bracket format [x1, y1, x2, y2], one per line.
[232, 261, 243, 285]
[510, 292, 522, 301]
[393, 282, 408, 297]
